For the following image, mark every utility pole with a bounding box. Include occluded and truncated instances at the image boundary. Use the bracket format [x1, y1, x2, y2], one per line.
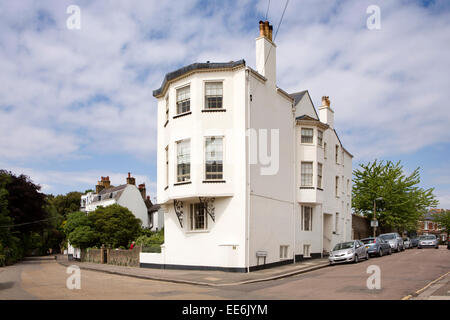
[373, 197, 383, 238]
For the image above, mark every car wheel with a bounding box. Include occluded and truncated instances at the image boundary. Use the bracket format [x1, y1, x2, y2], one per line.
[435, 246, 439, 249]
[379, 249, 383, 257]
[354, 254, 359, 263]
[418, 246, 422, 249]
[389, 248, 392, 255]
[366, 252, 370, 260]
[396, 246, 400, 253]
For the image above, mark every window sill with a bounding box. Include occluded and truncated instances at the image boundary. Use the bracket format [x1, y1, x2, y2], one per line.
[300, 186, 314, 190]
[203, 180, 226, 183]
[186, 230, 209, 234]
[174, 181, 192, 186]
[202, 109, 226, 113]
[164, 120, 169, 128]
[317, 187, 323, 191]
[173, 111, 192, 119]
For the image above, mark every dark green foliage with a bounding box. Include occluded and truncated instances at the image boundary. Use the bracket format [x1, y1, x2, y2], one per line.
[89, 204, 142, 248]
[433, 210, 450, 237]
[64, 205, 142, 249]
[352, 160, 438, 232]
[48, 191, 83, 218]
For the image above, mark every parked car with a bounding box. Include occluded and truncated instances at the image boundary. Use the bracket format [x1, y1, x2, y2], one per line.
[361, 237, 392, 257]
[417, 235, 439, 249]
[379, 233, 404, 252]
[403, 237, 412, 249]
[410, 237, 419, 247]
[328, 240, 369, 265]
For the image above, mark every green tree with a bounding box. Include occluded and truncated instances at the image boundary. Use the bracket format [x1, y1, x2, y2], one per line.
[433, 210, 450, 239]
[49, 191, 83, 218]
[64, 211, 97, 249]
[89, 204, 142, 248]
[352, 160, 438, 233]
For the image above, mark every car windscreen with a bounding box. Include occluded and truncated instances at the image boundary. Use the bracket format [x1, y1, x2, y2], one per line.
[379, 234, 395, 240]
[361, 239, 375, 244]
[333, 242, 354, 250]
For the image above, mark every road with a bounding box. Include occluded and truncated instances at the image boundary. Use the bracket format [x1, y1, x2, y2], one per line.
[0, 246, 449, 300]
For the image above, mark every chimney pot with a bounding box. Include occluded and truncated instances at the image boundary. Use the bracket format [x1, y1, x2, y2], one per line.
[322, 96, 330, 107]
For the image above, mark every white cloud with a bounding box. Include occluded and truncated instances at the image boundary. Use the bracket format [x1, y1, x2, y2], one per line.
[1, 0, 450, 198]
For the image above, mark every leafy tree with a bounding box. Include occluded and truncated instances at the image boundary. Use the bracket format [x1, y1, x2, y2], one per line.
[1, 170, 47, 233]
[352, 160, 438, 233]
[48, 191, 83, 218]
[68, 226, 97, 249]
[433, 210, 450, 239]
[64, 211, 97, 249]
[89, 204, 142, 248]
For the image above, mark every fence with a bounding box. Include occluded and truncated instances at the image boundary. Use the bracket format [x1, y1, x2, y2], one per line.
[81, 246, 142, 267]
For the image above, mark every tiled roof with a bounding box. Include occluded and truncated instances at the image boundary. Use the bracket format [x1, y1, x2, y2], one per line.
[153, 60, 246, 97]
[92, 184, 127, 203]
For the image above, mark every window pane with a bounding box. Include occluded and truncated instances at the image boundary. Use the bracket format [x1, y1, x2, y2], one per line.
[205, 82, 223, 109]
[177, 140, 190, 182]
[301, 162, 313, 186]
[317, 163, 322, 188]
[318, 130, 323, 146]
[301, 128, 313, 143]
[176, 86, 190, 114]
[205, 137, 223, 180]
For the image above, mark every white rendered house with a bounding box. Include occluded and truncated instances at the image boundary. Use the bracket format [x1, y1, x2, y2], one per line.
[69, 174, 150, 258]
[143, 21, 353, 272]
[81, 174, 149, 227]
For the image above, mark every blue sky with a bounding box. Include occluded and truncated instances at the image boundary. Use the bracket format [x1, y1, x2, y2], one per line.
[0, 0, 449, 207]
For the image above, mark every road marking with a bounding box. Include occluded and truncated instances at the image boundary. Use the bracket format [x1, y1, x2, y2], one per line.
[401, 271, 450, 300]
[415, 271, 450, 295]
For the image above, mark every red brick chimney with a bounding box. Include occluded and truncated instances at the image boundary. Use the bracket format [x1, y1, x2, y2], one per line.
[126, 172, 136, 185]
[138, 183, 146, 200]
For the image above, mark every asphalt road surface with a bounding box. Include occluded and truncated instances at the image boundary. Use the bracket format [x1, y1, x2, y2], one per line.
[0, 246, 448, 300]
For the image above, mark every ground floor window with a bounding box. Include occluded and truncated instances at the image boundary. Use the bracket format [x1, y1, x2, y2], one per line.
[189, 203, 207, 231]
[301, 205, 313, 231]
[303, 244, 311, 257]
[280, 245, 289, 259]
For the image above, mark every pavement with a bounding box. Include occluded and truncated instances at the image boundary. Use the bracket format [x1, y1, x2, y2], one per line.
[56, 255, 330, 286]
[407, 271, 450, 300]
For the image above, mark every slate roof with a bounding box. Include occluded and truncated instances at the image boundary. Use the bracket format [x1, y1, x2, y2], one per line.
[153, 60, 246, 97]
[92, 184, 127, 203]
[290, 90, 308, 106]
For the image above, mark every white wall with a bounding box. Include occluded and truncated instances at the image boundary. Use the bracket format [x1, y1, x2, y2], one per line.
[117, 185, 149, 227]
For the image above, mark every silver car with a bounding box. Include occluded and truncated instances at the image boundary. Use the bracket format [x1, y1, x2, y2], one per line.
[329, 240, 369, 265]
[379, 233, 404, 252]
[418, 235, 439, 249]
[403, 237, 412, 249]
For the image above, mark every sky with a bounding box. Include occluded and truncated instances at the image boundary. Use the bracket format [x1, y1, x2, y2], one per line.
[0, 0, 449, 207]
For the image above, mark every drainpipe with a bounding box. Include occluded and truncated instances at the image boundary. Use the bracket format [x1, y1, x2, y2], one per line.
[246, 68, 251, 273]
[292, 102, 296, 264]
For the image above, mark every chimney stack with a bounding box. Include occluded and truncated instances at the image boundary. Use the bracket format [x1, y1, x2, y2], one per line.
[101, 176, 111, 189]
[319, 96, 334, 129]
[138, 183, 146, 200]
[258, 20, 273, 41]
[96, 179, 105, 194]
[126, 172, 136, 185]
[256, 20, 276, 87]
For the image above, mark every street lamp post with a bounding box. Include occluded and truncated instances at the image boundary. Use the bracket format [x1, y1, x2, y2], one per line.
[373, 197, 383, 238]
